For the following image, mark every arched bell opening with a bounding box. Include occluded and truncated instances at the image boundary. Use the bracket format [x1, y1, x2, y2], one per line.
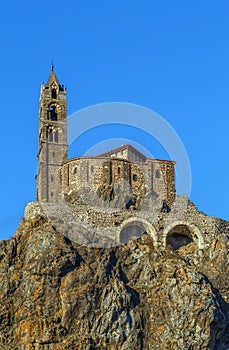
[48, 105, 58, 121]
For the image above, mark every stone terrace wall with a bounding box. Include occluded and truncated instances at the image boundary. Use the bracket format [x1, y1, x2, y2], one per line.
[24, 195, 229, 250]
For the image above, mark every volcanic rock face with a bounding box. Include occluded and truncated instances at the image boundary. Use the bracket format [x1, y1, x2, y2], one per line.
[0, 216, 229, 349]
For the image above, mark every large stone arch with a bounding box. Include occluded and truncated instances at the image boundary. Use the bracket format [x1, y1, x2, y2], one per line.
[163, 221, 204, 250]
[119, 217, 157, 247]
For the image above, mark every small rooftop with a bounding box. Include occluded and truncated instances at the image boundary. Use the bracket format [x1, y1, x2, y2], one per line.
[64, 144, 175, 164]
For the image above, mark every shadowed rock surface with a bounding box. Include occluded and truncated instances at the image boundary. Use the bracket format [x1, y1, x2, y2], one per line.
[0, 215, 229, 349]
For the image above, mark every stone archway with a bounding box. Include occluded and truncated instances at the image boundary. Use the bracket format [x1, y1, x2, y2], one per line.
[119, 217, 157, 246]
[163, 221, 204, 250]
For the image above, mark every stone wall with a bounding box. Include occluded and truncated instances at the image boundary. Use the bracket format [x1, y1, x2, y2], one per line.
[25, 195, 229, 251]
[60, 157, 175, 208]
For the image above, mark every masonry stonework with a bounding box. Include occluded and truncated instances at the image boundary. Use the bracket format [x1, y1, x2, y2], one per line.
[32, 68, 229, 253]
[60, 155, 175, 210]
[36, 66, 68, 203]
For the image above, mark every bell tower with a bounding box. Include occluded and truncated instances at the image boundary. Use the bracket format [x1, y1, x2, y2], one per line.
[36, 66, 68, 202]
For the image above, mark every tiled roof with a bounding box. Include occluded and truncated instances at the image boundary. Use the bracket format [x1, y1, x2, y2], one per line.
[97, 144, 146, 159]
[63, 144, 175, 165]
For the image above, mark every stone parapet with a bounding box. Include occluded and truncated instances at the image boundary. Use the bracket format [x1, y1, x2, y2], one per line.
[24, 195, 229, 252]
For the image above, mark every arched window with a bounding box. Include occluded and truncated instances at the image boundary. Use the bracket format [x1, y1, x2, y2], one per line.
[73, 167, 77, 174]
[54, 130, 58, 143]
[48, 106, 57, 121]
[91, 165, 94, 173]
[156, 170, 161, 178]
[51, 89, 57, 99]
[118, 167, 121, 175]
[133, 174, 137, 181]
[49, 131, 53, 142]
[47, 129, 59, 143]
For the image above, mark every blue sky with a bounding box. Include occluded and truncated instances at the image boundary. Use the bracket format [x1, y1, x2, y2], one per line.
[0, 1, 228, 240]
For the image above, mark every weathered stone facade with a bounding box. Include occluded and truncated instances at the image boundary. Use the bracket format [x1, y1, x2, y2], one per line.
[60, 154, 175, 209]
[36, 66, 68, 202]
[33, 68, 229, 255]
[36, 68, 175, 208]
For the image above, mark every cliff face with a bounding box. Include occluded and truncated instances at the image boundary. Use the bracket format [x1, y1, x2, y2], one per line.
[0, 215, 229, 349]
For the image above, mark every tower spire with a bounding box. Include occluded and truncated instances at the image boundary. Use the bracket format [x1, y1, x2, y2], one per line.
[51, 60, 54, 72]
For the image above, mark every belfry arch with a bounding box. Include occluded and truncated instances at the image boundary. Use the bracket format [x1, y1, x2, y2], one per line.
[119, 217, 157, 246]
[163, 221, 204, 250]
